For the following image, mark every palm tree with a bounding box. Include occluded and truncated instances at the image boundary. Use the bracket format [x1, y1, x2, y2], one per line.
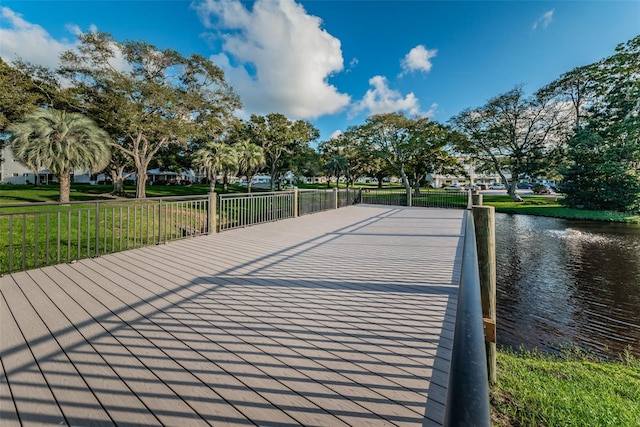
[192, 141, 237, 193]
[8, 109, 111, 202]
[235, 140, 265, 193]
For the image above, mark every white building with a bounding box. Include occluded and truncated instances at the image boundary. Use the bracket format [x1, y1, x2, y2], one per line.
[1, 145, 102, 185]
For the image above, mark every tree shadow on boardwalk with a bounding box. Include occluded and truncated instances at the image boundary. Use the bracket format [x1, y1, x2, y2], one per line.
[1, 206, 465, 426]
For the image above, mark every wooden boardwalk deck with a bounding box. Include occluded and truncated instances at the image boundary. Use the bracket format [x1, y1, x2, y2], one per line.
[0, 205, 465, 427]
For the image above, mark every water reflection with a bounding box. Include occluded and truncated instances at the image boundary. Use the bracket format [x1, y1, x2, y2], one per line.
[495, 213, 640, 359]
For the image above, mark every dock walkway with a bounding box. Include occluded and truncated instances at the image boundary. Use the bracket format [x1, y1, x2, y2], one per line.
[1, 205, 465, 426]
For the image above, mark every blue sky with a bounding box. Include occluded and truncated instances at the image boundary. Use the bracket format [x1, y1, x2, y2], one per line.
[1, 1, 638, 142]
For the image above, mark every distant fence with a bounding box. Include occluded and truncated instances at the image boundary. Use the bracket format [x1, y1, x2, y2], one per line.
[1, 186, 471, 274]
[361, 188, 469, 209]
[0, 189, 361, 274]
[218, 192, 295, 231]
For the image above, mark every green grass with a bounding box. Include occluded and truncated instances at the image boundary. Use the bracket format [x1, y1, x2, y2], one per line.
[492, 349, 640, 427]
[483, 195, 640, 224]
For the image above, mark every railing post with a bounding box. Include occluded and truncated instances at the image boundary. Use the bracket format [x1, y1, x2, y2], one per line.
[208, 192, 217, 234]
[294, 188, 299, 218]
[472, 190, 483, 206]
[472, 205, 497, 385]
[407, 188, 412, 207]
[333, 187, 338, 210]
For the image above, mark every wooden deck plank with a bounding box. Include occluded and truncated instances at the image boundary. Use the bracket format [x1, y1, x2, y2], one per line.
[52, 262, 255, 427]
[0, 355, 20, 427]
[25, 268, 164, 426]
[75, 259, 311, 427]
[1, 205, 464, 426]
[1, 274, 112, 426]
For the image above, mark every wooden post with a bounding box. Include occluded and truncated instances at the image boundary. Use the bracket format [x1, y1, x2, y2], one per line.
[472, 205, 496, 384]
[293, 188, 299, 218]
[207, 192, 217, 234]
[472, 190, 483, 206]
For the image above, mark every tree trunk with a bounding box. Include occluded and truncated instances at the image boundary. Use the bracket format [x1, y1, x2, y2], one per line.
[109, 170, 125, 195]
[58, 171, 71, 203]
[247, 173, 254, 193]
[136, 174, 147, 199]
[507, 181, 523, 202]
[223, 174, 229, 192]
[400, 168, 411, 197]
[270, 165, 277, 192]
[413, 178, 421, 197]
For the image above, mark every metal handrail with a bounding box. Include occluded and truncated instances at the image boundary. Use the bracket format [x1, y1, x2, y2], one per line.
[0, 194, 207, 209]
[443, 204, 491, 426]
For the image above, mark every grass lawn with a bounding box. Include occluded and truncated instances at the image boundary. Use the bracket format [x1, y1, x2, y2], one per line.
[0, 183, 258, 205]
[482, 195, 640, 224]
[492, 349, 640, 427]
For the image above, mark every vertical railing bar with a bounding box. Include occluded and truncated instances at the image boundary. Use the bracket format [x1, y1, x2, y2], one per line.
[66, 211, 71, 262]
[126, 206, 130, 249]
[119, 206, 123, 251]
[34, 214, 39, 268]
[134, 205, 138, 247]
[85, 209, 89, 258]
[103, 206, 108, 254]
[95, 201, 100, 257]
[21, 215, 27, 270]
[57, 211, 61, 264]
[146, 204, 150, 245]
[8, 216, 14, 273]
[158, 199, 163, 244]
[45, 213, 51, 265]
[77, 210, 81, 261]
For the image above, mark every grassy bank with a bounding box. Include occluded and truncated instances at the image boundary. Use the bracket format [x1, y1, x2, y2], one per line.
[492, 349, 640, 426]
[483, 195, 640, 224]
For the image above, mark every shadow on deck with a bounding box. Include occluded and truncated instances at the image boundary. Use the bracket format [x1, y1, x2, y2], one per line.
[1, 205, 464, 426]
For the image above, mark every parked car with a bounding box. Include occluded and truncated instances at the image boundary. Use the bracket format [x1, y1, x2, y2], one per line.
[517, 182, 533, 189]
[476, 184, 489, 190]
[489, 184, 506, 190]
[444, 185, 463, 191]
[532, 184, 552, 194]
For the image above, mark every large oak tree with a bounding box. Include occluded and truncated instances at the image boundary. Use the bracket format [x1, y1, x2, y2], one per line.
[60, 32, 241, 198]
[451, 85, 572, 201]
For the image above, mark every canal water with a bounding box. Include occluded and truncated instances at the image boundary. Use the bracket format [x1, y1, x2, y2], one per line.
[495, 213, 640, 359]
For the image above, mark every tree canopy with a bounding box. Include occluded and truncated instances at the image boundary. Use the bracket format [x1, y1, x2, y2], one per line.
[246, 113, 319, 191]
[8, 109, 111, 202]
[451, 85, 573, 201]
[552, 35, 640, 211]
[59, 32, 241, 198]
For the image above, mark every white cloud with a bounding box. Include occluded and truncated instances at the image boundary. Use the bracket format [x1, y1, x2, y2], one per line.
[533, 9, 554, 30]
[400, 45, 437, 76]
[193, 0, 351, 119]
[328, 129, 343, 140]
[350, 75, 422, 118]
[347, 57, 359, 73]
[0, 7, 74, 67]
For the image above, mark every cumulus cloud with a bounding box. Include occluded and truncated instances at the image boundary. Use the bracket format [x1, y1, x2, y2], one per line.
[350, 75, 423, 118]
[0, 8, 129, 76]
[0, 7, 74, 67]
[193, 0, 351, 119]
[400, 45, 437, 76]
[533, 9, 554, 30]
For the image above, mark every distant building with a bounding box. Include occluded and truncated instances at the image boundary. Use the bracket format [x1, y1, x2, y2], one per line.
[1, 146, 101, 184]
